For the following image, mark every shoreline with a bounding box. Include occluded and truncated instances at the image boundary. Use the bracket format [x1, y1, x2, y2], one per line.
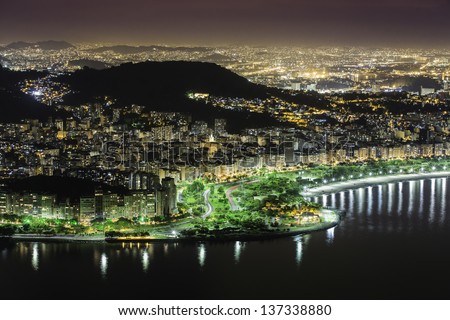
[302, 171, 450, 196]
[8, 234, 106, 243]
[2, 209, 343, 244]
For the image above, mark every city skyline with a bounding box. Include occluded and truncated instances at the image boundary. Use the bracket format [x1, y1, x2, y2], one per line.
[2, 0, 450, 47]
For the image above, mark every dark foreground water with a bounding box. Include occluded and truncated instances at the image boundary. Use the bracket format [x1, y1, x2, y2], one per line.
[2, 177, 450, 300]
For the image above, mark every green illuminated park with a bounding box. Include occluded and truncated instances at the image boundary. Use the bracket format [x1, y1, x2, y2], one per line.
[2, 157, 450, 242]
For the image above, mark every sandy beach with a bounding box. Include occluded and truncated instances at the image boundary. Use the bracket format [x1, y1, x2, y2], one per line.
[302, 171, 450, 196]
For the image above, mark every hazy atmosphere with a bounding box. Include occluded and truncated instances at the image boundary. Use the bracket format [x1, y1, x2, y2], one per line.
[2, 0, 450, 46]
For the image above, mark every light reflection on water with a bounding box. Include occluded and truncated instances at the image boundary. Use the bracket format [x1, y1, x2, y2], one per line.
[419, 179, 424, 213]
[408, 181, 415, 215]
[430, 179, 436, 223]
[100, 253, 108, 278]
[293, 235, 303, 265]
[367, 186, 373, 215]
[441, 178, 446, 224]
[387, 183, 393, 214]
[142, 251, 149, 273]
[234, 241, 245, 264]
[318, 178, 450, 235]
[326, 226, 335, 245]
[378, 185, 382, 214]
[31, 243, 39, 271]
[198, 243, 206, 267]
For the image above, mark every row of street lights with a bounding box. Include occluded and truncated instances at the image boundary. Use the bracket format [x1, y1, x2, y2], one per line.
[320, 165, 448, 185]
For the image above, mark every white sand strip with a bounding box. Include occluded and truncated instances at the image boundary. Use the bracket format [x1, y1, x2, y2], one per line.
[302, 171, 450, 196]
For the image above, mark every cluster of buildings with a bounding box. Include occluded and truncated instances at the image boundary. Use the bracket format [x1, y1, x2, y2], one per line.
[0, 175, 176, 222]
[1, 98, 450, 194]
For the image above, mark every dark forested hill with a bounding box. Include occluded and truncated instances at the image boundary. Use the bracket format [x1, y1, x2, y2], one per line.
[59, 61, 284, 130]
[0, 66, 55, 122]
[62, 61, 269, 104]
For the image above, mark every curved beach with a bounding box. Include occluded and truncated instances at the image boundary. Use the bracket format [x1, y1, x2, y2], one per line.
[302, 171, 450, 196]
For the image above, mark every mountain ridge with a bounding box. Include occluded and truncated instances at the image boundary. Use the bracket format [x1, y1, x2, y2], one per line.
[88, 45, 210, 54]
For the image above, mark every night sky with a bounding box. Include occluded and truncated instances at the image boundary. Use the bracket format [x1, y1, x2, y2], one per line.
[2, 0, 450, 46]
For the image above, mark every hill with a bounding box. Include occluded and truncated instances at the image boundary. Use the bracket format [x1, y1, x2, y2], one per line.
[59, 61, 283, 131]
[0, 66, 58, 122]
[61, 61, 269, 102]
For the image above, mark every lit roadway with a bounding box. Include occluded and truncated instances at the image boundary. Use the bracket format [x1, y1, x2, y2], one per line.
[226, 185, 240, 211]
[225, 180, 260, 211]
[202, 189, 213, 219]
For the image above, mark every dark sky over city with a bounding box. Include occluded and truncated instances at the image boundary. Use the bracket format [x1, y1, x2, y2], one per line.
[2, 0, 450, 46]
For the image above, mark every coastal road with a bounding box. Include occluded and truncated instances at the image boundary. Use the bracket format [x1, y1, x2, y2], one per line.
[202, 189, 213, 219]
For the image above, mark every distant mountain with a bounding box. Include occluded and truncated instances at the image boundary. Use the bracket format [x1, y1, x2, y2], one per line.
[59, 61, 284, 131]
[36, 40, 75, 50]
[5, 40, 74, 50]
[200, 53, 235, 63]
[4, 41, 32, 49]
[89, 45, 159, 54]
[68, 59, 110, 70]
[88, 45, 210, 54]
